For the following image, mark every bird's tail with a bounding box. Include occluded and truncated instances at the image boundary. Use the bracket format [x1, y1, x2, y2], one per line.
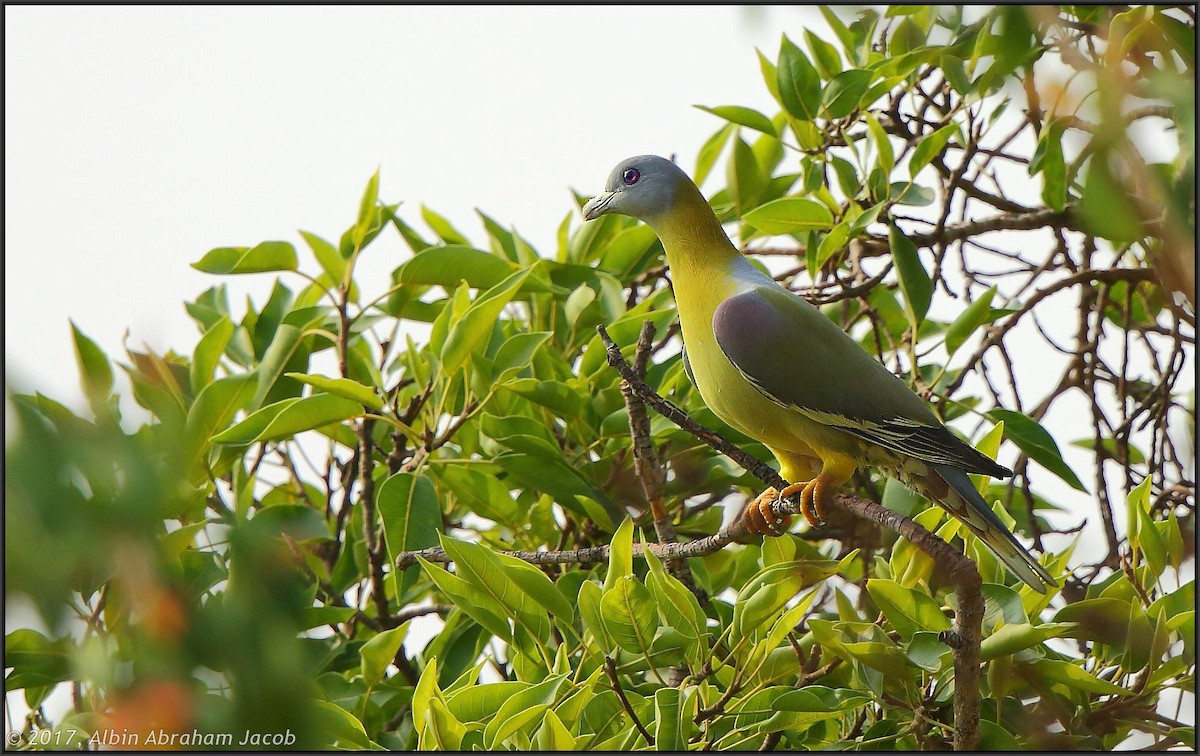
[929, 464, 1056, 594]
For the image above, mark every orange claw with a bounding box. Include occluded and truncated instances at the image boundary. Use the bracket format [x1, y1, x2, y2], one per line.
[742, 486, 794, 536]
[784, 473, 835, 527]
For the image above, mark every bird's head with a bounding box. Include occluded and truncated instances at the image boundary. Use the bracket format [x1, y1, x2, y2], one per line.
[582, 155, 693, 227]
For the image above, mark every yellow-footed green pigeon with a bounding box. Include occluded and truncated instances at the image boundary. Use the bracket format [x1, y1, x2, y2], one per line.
[583, 154, 1055, 593]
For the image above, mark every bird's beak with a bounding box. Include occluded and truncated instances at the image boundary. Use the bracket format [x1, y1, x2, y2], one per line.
[582, 191, 615, 221]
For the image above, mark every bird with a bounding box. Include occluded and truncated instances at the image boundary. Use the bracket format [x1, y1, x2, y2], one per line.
[582, 154, 1056, 593]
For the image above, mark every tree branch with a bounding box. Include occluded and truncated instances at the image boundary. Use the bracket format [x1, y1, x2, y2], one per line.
[395, 322, 987, 750]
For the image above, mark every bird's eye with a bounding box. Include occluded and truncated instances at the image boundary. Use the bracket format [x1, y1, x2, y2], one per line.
[622, 168, 640, 185]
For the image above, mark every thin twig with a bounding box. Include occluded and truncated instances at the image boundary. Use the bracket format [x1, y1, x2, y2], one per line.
[604, 655, 654, 746]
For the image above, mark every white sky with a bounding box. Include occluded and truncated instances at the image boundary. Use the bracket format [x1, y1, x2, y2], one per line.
[5, 5, 816, 408]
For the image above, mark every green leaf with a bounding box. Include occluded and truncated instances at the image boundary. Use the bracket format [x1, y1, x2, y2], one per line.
[980, 622, 1076, 660]
[4, 630, 72, 691]
[1030, 118, 1068, 211]
[493, 332, 551, 381]
[654, 687, 686, 751]
[866, 579, 951, 641]
[446, 681, 528, 723]
[192, 241, 298, 274]
[250, 323, 305, 410]
[986, 409, 1087, 492]
[889, 182, 936, 206]
[865, 113, 894, 174]
[814, 220, 852, 271]
[605, 517, 635, 591]
[354, 169, 381, 242]
[727, 135, 765, 215]
[743, 197, 835, 235]
[777, 34, 822, 121]
[378, 472, 441, 598]
[695, 123, 733, 187]
[644, 547, 706, 663]
[908, 124, 958, 176]
[421, 205, 471, 246]
[889, 224, 932, 327]
[440, 536, 551, 638]
[422, 699, 467, 750]
[578, 580, 612, 651]
[248, 504, 330, 541]
[1078, 151, 1145, 243]
[419, 558, 513, 641]
[822, 69, 872, 118]
[190, 316, 234, 392]
[695, 105, 777, 136]
[804, 28, 843, 80]
[441, 268, 534, 373]
[397, 245, 520, 290]
[360, 622, 409, 690]
[502, 378, 587, 418]
[944, 287, 998, 356]
[535, 710, 576, 750]
[70, 321, 114, 404]
[312, 700, 378, 749]
[211, 393, 362, 444]
[1028, 659, 1131, 695]
[285, 373, 383, 411]
[483, 675, 566, 748]
[1069, 437, 1146, 465]
[733, 562, 824, 642]
[600, 576, 659, 655]
[183, 372, 256, 471]
[300, 230, 346, 282]
[495, 553, 575, 624]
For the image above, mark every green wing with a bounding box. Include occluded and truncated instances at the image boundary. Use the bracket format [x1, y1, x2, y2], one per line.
[712, 285, 1010, 478]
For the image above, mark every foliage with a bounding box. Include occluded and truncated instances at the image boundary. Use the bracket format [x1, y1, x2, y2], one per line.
[6, 5, 1195, 751]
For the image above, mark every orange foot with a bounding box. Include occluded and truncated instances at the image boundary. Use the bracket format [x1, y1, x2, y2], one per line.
[742, 474, 836, 535]
[743, 487, 791, 535]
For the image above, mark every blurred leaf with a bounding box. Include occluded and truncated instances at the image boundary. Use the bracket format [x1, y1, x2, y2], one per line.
[300, 230, 346, 283]
[944, 287, 998, 356]
[987, 409, 1087, 491]
[192, 241, 298, 274]
[980, 622, 1076, 660]
[397, 245, 520, 291]
[909, 124, 957, 176]
[1078, 151, 1145, 243]
[1028, 659, 1131, 695]
[190, 316, 234, 393]
[822, 69, 872, 118]
[777, 34, 822, 121]
[360, 622, 409, 691]
[212, 394, 362, 445]
[804, 28, 843, 79]
[695, 104, 777, 136]
[71, 321, 114, 405]
[889, 224, 932, 327]
[285, 373, 382, 411]
[743, 197, 835, 235]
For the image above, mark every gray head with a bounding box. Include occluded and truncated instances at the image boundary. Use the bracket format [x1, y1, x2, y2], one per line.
[582, 155, 698, 226]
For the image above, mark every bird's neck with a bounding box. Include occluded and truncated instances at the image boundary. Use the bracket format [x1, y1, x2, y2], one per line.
[653, 194, 744, 288]
[650, 193, 768, 348]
